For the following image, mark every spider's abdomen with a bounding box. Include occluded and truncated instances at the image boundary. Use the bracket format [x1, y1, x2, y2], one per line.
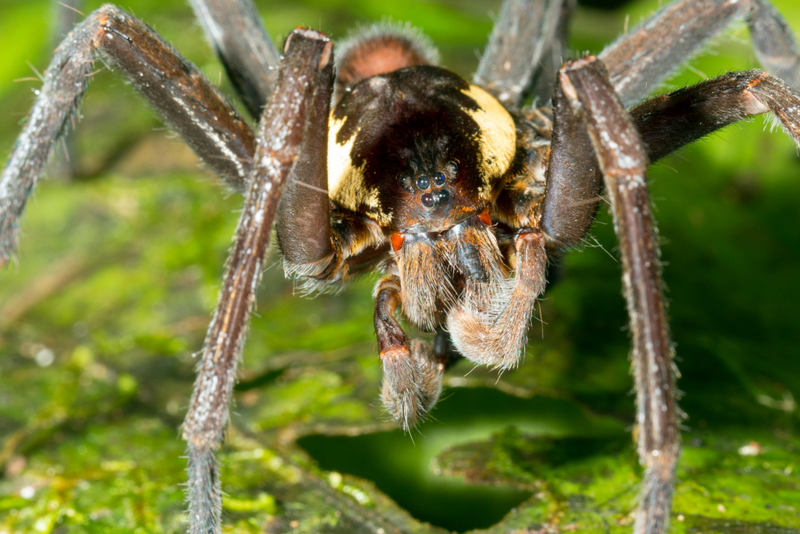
[327, 66, 517, 233]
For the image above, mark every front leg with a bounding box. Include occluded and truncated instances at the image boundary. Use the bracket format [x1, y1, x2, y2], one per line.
[181, 30, 332, 534]
[554, 57, 678, 534]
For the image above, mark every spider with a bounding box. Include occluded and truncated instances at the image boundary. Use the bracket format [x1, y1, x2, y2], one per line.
[1, 0, 799, 533]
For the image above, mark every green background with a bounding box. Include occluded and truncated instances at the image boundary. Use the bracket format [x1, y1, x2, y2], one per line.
[1, 0, 799, 532]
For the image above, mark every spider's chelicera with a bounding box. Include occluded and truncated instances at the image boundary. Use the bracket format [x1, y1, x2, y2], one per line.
[2, 1, 800, 533]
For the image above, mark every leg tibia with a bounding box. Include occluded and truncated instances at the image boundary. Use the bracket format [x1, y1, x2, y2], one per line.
[473, 0, 573, 109]
[187, 0, 280, 119]
[181, 29, 333, 534]
[560, 56, 679, 534]
[750, 0, 800, 90]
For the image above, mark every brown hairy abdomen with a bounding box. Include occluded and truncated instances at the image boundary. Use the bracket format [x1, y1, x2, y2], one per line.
[334, 24, 439, 102]
[340, 36, 428, 83]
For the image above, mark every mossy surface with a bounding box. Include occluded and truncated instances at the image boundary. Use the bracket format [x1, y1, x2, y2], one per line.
[1, 1, 800, 533]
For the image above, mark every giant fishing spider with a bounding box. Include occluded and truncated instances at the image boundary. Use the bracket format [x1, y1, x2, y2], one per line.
[2, 0, 800, 532]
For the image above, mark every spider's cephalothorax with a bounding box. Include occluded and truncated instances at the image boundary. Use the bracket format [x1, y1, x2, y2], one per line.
[3, 1, 800, 533]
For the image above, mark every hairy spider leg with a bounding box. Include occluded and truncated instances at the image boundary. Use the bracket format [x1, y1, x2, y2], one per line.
[599, 0, 800, 107]
[188, 0, 280, 119]
[0, 5, 257, 266]
[49, 0, 84, 180]
[182, 30, 333, 534]
[631, 70, 800, 161]
[474, 0, 575, 109]
[541, 52, 800, 533]
[558, 57, 676, 534]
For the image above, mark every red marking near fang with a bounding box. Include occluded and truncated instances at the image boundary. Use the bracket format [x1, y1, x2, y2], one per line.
[391, 233, 405, 252]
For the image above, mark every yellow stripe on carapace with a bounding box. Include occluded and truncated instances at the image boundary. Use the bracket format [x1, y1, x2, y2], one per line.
[327, 113, 359, 196]
[462, 84, 517, 199]
[326, 113, 391, 225]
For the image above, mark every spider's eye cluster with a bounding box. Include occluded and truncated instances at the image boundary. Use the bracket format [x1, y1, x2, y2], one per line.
[398, 162, 457, 199]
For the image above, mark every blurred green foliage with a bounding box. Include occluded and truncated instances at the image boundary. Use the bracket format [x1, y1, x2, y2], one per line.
[1, 0, 799, 533]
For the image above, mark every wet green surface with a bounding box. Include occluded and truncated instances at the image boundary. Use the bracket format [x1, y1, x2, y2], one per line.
[1, 0, 800, 533]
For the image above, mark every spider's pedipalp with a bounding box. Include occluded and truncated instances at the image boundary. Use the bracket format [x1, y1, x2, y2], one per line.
[374, 274, 444, 429]
[188, 0, 280, 119]
[0, 5, 256, 266]
[447, 230, 547, 371]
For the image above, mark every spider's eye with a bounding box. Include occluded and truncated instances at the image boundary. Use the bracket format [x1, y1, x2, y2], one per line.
[420, 192, 435, 207]
[416, 174, 431, 190]
[399, 172, 414, 193]
[446, 161, 458, 177]
[433, 172, 446, 186]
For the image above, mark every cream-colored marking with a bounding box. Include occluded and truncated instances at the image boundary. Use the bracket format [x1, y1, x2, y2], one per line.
[462, 85, 516, 199]
[327, 113, 359, 195]
[326, 113, 392, 225]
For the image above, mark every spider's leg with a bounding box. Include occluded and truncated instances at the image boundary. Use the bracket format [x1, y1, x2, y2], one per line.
[474, 0, 574, 109]
[598, 0, 800, 107]
[560, 56, 678, 534]
[275, 49, 335, 276]
[181, 29, 332, 534]
[631, 70, 800, 162]
[374, 273, 443, 430]
[48, 0, 84, 180]
[528, 0, 574, 106]
[188, 0, 280, 119]
[540, 76, 602, 249]
[0, 6, 256, 265]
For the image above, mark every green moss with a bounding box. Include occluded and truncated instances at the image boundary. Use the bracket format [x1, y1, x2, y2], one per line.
[2, 0, 800, 533]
